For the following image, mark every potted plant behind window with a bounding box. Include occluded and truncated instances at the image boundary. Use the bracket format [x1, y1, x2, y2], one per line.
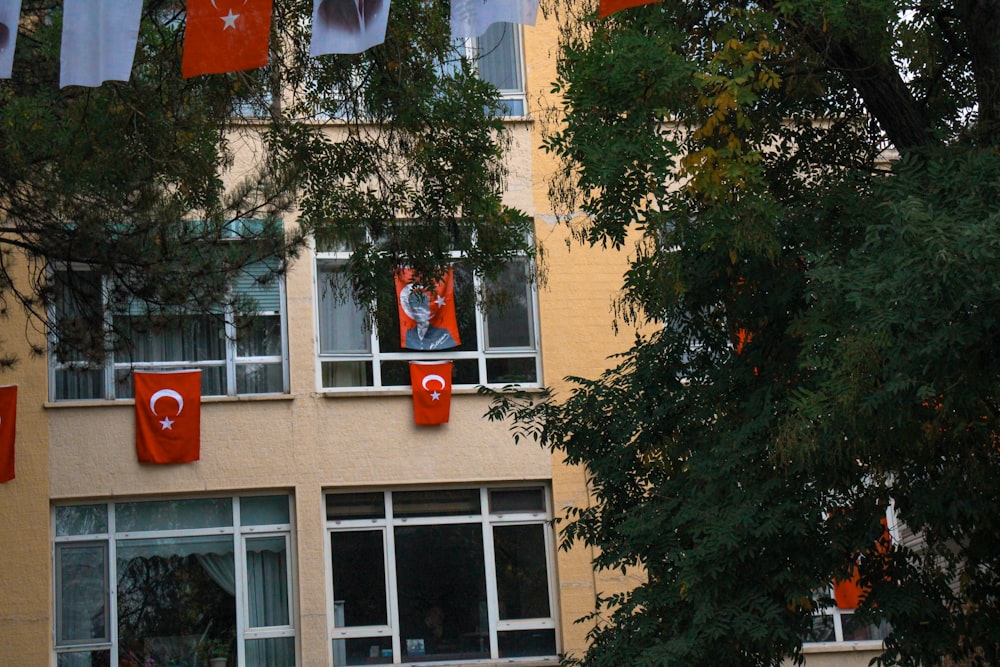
[199, 639, 229, 667]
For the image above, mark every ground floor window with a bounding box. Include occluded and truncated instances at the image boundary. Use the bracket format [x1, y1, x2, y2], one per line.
[53, 495, 295, 667]
[325, 486, 558, 665]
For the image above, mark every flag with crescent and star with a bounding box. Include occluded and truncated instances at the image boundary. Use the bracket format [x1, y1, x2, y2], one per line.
[183, 0, 273, 79]
[310, 0, 389, 56]
[0, 385, 16, 483]
[0, 0, 21, 80]
[409, 361, 453, 425]
[59, 0, 143, 87]
[450, 0, 538, 39]
[395, 268, 461, 351]
[135, 370, 201, 464]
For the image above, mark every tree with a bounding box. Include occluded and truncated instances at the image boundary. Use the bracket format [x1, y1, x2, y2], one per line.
[489, 1, 1000, 665]
[0, 0, 531, 368]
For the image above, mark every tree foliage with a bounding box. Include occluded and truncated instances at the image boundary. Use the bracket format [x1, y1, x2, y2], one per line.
[0, 0, 530, 366]
[490, 1, 1000, 665]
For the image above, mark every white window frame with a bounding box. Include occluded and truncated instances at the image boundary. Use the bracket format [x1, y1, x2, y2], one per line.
[466, 23, 528, 118]
[48, 261, 289, 402]
[314, 246, 542, 392]
[52, 494, 297, 667]
[324, 485, 560, 665]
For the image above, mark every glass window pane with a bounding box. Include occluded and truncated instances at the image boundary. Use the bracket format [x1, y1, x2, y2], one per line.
[498, 629, 557, 658]
[57, 650, 112, 667]
[393, 489, 481, 517]
[56, 544, 109, 644]
[494, 524, 551, 619]
[394, 524, 488, 662]
[54, 367, 105, 401]
[485, 357, 537, 384]
[241, 496, 290, 526]
[842, 613, 890, 641]
[333, 637, 393, 666]
[245, 636, 295, 667]
[331, 530, 388, 627]
[322, 360, 373, 388]
[485, 261, 533, 349]
[476, 23, 522, 93]
[237, 314, 282, 357]
[318, 266, 372, 354]
[116, 498, 233, 532]
[489, 488, 545, 514]
[115, 365, 225, 398]
[116, 536, 236, 667]
[327, 493, 385, 521]
[56, 505, 108, 536]
[379, 359, 478, 387]
[117, 315, 226, 363]
[246, 537, 290, 628]
[805, 615, 835, 642]
[236, 362, 283, 394]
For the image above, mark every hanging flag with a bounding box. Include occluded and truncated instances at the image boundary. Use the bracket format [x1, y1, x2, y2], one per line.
[0, 0, 21, 79]
[60, 0, 142, 88]
[598, 0, 661, 18]
[451, 0, 537, 39]
[310, 0, 389, 56]
[833, 517, 892, 609]
[395, 268, 461, 351]
[410, 361, 453, 425]
[183, 0, 273, 78]
[0, 385, 16, 483]
[134, 370, 202, 464]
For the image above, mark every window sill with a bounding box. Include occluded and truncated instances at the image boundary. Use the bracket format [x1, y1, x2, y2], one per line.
[390, 659, 557, 667]
[316, 385, 545, 398]
[802, 640, 883, 654]
[44, 393, 295, 409]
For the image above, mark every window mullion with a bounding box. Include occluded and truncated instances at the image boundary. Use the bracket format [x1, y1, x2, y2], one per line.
[108, 504, 120, 666]
[102, 276, 116, 400]
[384, 492, 402, 663]
[481, 488, 501, 659]
[225, 303, 238, 397]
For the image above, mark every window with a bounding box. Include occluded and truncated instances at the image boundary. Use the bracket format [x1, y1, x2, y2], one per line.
[471, 23, 527, 117]
[315, 250, 540, 390]
[53, 495, 296, 667]
[326, 486, 558, 665]
[49, 247, 287, 402]
[805, 507, 895, 646]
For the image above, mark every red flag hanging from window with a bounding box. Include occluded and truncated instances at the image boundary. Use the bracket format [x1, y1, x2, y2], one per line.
[135, 370, 201, 464]
[182, 0, 273, 78]
[598, 0, 661, 18]
[409, 361, 453, 425]
[395, 268, 461, 351]
[833, 517, 892, 609]
[0, 385, 16, 483]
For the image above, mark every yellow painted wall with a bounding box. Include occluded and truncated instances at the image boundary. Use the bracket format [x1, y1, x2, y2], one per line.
[0, 262, 53, 664]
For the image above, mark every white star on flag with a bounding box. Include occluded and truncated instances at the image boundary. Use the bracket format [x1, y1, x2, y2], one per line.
[221, 9, 240, 29]
[160, 416, 175, 430]
[434, 295, 446, 307]
[430, 390, 441, 401]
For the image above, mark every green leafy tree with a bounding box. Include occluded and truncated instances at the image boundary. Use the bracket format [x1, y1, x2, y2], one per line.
[490, 1, 1000, 665]
[0, 0, 530, 367]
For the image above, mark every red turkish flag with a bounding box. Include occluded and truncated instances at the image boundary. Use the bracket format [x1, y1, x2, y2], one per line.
[598, 0, 660, 18]
[135, 371, 201, 464]
[182, 0, 273, 78]
[409, 362, 453, 425]
[395, 268, 461, 351]
[0, 385, 16, 483]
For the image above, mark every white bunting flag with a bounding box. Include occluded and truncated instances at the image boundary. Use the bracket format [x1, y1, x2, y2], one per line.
[310, 0, 389, 56]
[0, 0, 20, 79]
[60, 0, 143, 87]
[450, 0, 538, 39]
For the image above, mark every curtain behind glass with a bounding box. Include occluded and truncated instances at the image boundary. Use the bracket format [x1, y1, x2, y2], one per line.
[318, 266, 370, 354]
[477, 23, 520, 92]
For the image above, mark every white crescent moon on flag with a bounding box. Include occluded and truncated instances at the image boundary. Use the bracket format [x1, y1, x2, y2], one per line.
[421, 375, 446, 391]
[149, 389, 184, 416]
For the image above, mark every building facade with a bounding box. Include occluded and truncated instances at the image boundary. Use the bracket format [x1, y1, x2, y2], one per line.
[0, 12, 883, 667]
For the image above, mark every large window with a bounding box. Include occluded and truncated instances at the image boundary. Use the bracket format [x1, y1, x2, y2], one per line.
[326, 486, 558, 665]
[49, 259, 287, 402]
[53, 495, 296, 667]
[316, 251, 540, 390]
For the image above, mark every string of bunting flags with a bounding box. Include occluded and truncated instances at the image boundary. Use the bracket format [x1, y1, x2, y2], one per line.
[0, 0, 659, 85]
